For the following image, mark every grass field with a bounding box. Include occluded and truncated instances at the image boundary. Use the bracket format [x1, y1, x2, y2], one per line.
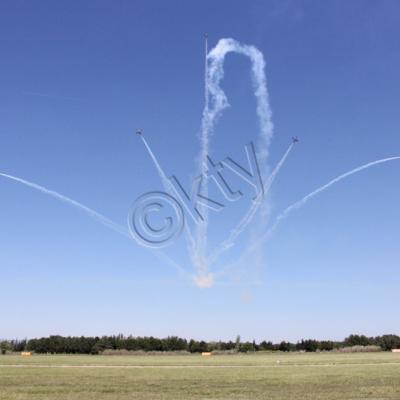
[1, 352, 400, 399]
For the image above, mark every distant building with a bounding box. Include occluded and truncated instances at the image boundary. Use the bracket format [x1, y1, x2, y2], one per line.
[391, 349, 400, 353]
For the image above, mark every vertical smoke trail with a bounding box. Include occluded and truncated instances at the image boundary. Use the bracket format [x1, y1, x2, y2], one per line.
[209, 142, 294, 265]
[193, 38, 274, 287]
[0, 172, 129, 237]
[193, 34, 212, 287]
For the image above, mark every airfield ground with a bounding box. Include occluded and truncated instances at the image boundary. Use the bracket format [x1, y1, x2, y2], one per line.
[1, 352, 400, 399]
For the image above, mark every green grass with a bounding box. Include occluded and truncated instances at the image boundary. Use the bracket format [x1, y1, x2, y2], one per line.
[1, 352, 400, 399]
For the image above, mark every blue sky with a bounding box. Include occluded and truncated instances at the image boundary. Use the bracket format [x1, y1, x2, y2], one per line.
[1, 0, 399, 342]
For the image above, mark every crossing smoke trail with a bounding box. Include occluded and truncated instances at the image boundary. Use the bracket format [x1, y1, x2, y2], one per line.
[194, 38, 274, 287]
[215, 156, 400, 279]
[209, 142, 294, 266]
[135, 39, 399, 288]
[0, 172, 129, 237]
[137, 39, 275, 287]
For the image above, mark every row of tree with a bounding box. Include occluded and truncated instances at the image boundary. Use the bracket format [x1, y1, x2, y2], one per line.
[1, 334, 399, 355]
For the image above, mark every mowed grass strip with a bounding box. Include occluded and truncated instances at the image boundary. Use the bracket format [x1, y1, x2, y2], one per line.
[1, 353, 400, 399]
[1, 352, 400, 366]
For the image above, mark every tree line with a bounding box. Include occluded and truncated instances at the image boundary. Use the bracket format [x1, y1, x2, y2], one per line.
[1, 333, 399, 355]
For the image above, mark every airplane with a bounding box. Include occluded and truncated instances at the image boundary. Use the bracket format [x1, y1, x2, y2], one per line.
[292, 136, 299, 143]
[136, 129, 143, 135]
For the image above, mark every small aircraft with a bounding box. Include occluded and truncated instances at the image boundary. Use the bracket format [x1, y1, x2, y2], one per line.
[292, 136, 299, 143]
[136, 129, 143, 135]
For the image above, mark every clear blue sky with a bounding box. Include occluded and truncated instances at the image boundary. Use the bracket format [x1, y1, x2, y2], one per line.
[1, 0, 399, 342]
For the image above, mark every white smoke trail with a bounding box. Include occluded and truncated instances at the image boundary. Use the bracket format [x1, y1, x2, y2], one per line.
[205, 39, 274, 171]
[215, 156, 400, 280]
[139, 135, 170, 186]
[0, 171, 190, 277]
[209, 142, 294, 266]
[153, 249, 191, 277]
[264, 143, 294, 196]
[249, 156, 400, 254]
[192, 35, 211, 286]
[193, 38, 274, 286]
[139, 134, 196, 252]
[0, 172, 129, 237]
